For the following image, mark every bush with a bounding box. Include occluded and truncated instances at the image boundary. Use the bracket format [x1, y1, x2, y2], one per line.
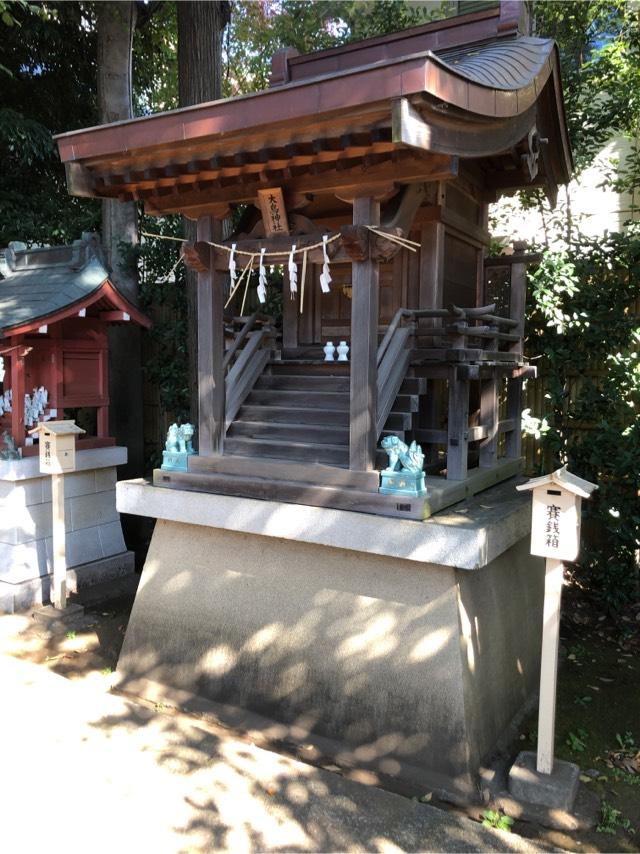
[525, 225, 640, 609]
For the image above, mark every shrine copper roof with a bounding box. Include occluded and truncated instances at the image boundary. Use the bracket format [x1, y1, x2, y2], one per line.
[0, 234, 150, 336]
[54, 8, 572, 218]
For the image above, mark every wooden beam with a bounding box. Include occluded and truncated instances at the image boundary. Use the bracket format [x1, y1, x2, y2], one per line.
[392, 97, 433, 151]
[350, 197, 380, 471]
[197, 216, 225, 455]
[99, 310, 130, 322]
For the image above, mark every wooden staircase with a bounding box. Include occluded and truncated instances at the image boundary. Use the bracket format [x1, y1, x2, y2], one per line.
[154, 310, 434, 519]
[223, 360, 423, 468]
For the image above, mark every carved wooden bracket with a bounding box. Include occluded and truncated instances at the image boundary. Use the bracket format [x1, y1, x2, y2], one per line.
[181, 241, 210, 273]
[339, 225, 369, 261]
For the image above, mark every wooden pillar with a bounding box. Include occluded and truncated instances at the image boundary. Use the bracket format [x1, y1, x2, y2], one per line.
[506, 378, 522, 458]
[418, 216, 445, 466]
[510, 262, 527, 354]
[10, 349, 25, 448]
[447, 367, 469, 481]
[418, 220, 445, 325]
[506, 260, 527, 459]
[479, 377, 499, 467]
[197, 215, 225, 456]
[349, 197, 380, 471]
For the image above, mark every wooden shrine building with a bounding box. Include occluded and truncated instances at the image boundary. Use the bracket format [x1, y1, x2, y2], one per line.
[0, 233, 150, 454]
[55, 3, 571, 518]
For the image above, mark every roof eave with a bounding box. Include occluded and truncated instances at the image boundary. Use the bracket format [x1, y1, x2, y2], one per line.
[0, 279, 151, 338]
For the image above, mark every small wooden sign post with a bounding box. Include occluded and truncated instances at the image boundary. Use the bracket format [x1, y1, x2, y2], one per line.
[516, 466, 597, 774]
[28, 420, 85, 610]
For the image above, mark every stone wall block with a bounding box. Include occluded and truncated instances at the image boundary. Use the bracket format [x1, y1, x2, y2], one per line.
[70, 490, 119, 532]
[47, 527, 104, 568]
[0, 501, 55, 545]
[95, 467, 117, 493]
[0, 478, 44, 507]
[60, 470, 98, 499]
[98, 521, 127, 557]
[0, 539, 48, 583]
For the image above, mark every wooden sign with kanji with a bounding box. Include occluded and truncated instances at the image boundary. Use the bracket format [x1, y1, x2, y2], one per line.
[257, 187, 290, 237]
[517, 466, 597, 562]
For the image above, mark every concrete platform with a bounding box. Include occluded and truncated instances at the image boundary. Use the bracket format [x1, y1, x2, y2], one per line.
[116, 479, 545, 800]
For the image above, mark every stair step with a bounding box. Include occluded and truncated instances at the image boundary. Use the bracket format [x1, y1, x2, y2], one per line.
[225, 436, 350, 466]
[246, 388, 419, 413]
[246, 389, 350, 410]
[230, 420, 349, 445]
[189, 453, 380, 490]
[257, 374, 351, 392]
[269, 361, 350, 377]
[237, 405, 412, 431]
[257, 374, 426, 395]
[229, 420, 404, 444]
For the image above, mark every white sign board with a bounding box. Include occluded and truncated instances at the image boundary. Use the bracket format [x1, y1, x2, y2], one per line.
[530, 487, 581, 563]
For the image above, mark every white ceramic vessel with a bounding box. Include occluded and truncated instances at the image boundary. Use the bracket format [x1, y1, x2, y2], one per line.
[337, 341, 350, 362]
[323, 341, 336, 361]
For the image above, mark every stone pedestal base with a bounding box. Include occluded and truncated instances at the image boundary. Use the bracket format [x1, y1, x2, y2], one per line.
[116, 479, 544, 799]
[508, 751, 580, 812]
[0, 551, 135, 614]
[1, 447, 135, 613]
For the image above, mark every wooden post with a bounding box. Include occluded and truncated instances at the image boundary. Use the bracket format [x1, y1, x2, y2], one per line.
[447, 368, 469, 480]
[349, 197, 380, 471]
[10, 350, 25, 450]
[51, 473, 67, 609]
[197, 216, 225, 455]
[536, 557, 564, 774]
[418, 219, 445, 329]
[510, 261, 527, 356]
[479, 377, 499, 467]
[505, 377, 522, 458]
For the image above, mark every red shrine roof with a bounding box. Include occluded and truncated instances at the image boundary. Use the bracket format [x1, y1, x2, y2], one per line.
[55, 6, 572, 219]
[0, 233, 151, 337]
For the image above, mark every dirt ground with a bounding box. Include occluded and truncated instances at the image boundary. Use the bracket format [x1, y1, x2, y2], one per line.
[1, 576, 638, 854]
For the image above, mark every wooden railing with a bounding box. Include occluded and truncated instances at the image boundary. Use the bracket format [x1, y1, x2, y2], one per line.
[376, 314, 414, 438]
[376, 303, 526, 478]
[224, 312, 274, 429]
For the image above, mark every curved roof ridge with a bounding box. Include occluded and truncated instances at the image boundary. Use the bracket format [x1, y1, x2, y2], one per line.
[434, 36, 555, 91]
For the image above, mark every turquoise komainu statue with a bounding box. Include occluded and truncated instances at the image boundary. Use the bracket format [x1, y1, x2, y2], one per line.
[161, 422, 196, 471]
[379, 436, 427, 498]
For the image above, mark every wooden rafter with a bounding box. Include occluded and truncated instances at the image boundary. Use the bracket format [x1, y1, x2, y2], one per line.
[140, 151, 458, 217]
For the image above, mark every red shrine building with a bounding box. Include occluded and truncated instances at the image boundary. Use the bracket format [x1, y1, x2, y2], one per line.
[0, 233, 150, 455]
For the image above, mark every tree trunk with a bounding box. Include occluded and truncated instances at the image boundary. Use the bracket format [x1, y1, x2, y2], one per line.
[96, 2, 144, 478]
[177, 1, 230, 434]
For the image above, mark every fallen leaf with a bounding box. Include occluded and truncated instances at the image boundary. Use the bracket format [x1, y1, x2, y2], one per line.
[579, 774, 592, 783]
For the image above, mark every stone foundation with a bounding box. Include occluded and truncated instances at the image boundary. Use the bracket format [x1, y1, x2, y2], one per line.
[1, 447, 135, 613]
[116, 479, 544, 798]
